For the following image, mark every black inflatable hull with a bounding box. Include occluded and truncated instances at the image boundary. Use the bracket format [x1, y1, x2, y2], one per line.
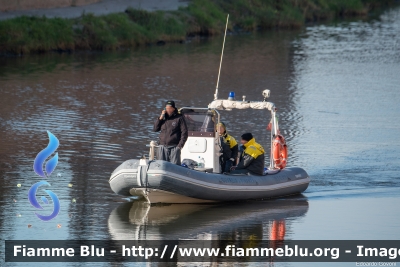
[109, 160, 310, 203]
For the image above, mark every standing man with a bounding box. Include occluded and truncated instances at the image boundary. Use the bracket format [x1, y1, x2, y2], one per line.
[217, 122, 238, 173]
[230, 133, 265, 175]
[153, 100, 188, 165]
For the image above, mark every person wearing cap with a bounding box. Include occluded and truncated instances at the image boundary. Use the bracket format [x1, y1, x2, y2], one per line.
[217, 122, 238, 173]
[153, 100, 188, 165]
[230, 133, 265, 175]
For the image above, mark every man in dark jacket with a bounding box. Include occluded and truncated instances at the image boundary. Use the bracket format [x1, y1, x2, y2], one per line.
[153, 100, 188, 165]
[230, 133, 265, 175]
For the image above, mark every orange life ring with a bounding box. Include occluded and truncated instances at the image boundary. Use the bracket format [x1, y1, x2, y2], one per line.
[273, 135, 288, 169]
[270, 220, 286, 241]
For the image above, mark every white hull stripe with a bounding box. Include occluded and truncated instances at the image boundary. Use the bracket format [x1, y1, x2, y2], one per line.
[109, 169, 138, 182]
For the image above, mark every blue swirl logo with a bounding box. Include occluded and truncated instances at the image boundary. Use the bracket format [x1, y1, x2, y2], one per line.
[28, 131, 60, 221]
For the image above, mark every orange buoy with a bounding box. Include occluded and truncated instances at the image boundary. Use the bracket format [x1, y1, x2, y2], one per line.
[273, 135, 288, 169]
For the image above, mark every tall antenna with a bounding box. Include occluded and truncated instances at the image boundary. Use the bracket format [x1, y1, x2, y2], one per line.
[214, 14, 229, 100]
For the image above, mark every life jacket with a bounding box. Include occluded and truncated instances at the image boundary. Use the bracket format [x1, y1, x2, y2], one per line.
[243, 138, 264, 159]
[221, 132, 238, 149]
[219, 132, 239, 161]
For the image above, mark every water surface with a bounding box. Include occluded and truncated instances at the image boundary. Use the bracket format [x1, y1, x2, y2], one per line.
[0, 6, 399, 267]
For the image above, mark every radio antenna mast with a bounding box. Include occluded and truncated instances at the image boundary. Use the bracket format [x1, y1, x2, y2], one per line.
[214, 14, 229, 100]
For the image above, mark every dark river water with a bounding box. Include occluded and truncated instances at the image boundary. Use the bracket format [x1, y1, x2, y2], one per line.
[1, 5, 400, 267]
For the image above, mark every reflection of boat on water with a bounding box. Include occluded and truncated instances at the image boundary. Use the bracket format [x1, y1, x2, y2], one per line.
[108, 197, 309, 240]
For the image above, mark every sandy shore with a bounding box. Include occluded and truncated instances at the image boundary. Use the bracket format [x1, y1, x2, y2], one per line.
[0, 0, 189, 21]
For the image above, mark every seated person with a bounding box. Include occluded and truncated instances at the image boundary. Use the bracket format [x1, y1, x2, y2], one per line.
[217, 122, 238, 173]
[230, 133, 265, 175]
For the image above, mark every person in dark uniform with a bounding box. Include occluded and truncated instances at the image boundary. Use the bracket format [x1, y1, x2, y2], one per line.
[230, 133, 265, 175]
[153, 100, 188, 165]
[217, 122, 238, 173]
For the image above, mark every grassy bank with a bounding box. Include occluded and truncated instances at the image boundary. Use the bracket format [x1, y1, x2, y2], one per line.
[0, 0, 396, 55]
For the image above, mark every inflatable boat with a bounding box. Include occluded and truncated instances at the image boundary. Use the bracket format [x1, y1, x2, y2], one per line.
[109, 90, 310, 203]
[110, 159, 309, 203]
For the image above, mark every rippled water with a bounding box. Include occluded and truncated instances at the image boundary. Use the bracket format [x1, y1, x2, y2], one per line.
[1, 6, 399, 267]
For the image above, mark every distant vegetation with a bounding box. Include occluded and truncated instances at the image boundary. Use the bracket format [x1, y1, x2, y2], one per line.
[0, 0, 396, 55]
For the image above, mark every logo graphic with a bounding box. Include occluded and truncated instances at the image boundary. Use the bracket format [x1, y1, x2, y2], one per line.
[28, 131, 60, 221]
[33, 131, 59, 177]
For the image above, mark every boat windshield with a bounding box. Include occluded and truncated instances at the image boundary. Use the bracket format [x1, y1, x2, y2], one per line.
[182, 110, 215, 133]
